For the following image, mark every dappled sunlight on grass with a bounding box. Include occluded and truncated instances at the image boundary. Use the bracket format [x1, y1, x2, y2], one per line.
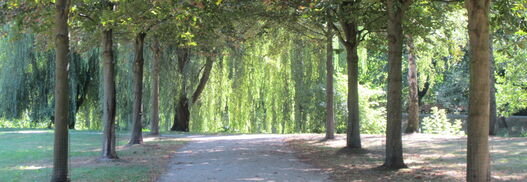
[287, 134, 527, 182]
[0, 129, 188, 181]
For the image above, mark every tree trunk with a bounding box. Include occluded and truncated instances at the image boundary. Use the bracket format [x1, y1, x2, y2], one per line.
[192, 56, 214, 103]
[345, 44, 361, 148]
[466, 0, 491, 181]
[101, 29, 118, 159]
[170, 55, 214, 132]
[325, 14, 335, 140]
[129, 32, 146, 145]
[405, 35, 419, 133]
[336, 11, 361, 148]
[489, 38, 497, 136]
[171, 47, 190, 132]
[383, 0, 409, 169]
[150, 39, 160, 136]
[51, 0, 70, 181]
[171, 95, 190, 131]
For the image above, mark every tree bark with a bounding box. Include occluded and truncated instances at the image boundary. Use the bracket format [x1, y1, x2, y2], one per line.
[383, 0, 410, 169]
[325, 14, 335, 140]
[172, 95, 190, 131]
[150, 39, 160, 136]
[171, 53, 214, 132]
[51, 0, 70, 181]
[101, 29, 118, 159]
[466, 0, 491, 181]
[405, 35, 419, 133]
[345, 44, 361, 148]
[335, 4, 362, 148]
[171, 47, 190, 132]
[489, 38, 497, 136]
[129, 32, 146, 145]
[192, 56, 214, 103]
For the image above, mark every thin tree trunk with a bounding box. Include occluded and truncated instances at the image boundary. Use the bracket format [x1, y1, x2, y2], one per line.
[466, 0, 491, 181]
[192, 56, 214, 103]
[150, 39, 160, 136]
[325, 14, 335, 140]
[405, 35, 419, 133]
[383, 0, 410, 169]
[489, 38, 497, 136]
[51, 0, 70, 181]
[129, 32, 146, 145]
[101, 29, 118, 159]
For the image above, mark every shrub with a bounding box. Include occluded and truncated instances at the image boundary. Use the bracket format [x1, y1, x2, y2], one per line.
[422, 107, 464, 135]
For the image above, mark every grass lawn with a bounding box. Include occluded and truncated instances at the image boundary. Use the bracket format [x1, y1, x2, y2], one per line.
[287, 134, 527, 182]
[0, 129, 187, 182]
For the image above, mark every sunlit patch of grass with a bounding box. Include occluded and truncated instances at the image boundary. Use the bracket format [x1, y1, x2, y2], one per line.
[287, 134, 527, 182]
[0, 129, 187, 181]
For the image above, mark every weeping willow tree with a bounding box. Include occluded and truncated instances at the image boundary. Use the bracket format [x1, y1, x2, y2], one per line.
[0, 25, 100, 129]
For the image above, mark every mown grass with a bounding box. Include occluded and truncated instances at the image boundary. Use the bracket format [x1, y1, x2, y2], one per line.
[0, 129, 187, 182]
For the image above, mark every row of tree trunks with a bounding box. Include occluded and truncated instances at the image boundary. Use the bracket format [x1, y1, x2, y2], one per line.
[129, 32, 146, 145]
[101, 28, 118, 159]
[384, 0, 410, 169]
[51, 0, 70, 181]
[325, 12, 335, 140]
[466, 0, 491, 181]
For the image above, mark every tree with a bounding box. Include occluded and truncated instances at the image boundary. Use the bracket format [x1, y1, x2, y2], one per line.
[51, 0, 70, 181]
[383, 0, 411, 169]
[129, 32, 146, 145]
[325, 11, 335, 140]
[330, 0, 384, 149]
[150, 38, 160, 136]
[101, 24, 118, 159]
[465, 0, 491, 180]
[405, 35, 419, 133]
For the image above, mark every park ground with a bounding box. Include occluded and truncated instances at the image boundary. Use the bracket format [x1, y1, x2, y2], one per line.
[286, 134, 527, 182]
[1, 130, 526, 182]
[0, 129, 187, 181]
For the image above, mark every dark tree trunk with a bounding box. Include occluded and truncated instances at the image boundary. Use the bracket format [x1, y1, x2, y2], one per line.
[325, 13, 335, 140]
[129, 32, 146, 145]
[171, 47, 190, 132]
[171, 54, 214, 132]
[101, 28, 118, 159]
[171, 95, 190, 131]
[489, 38, 497, 136]
[417, 78, 429, 105]
[466, 0, 491, 181]
[192, 56, 214, 103]
[405, 35, 419, 133]
[383, 0, 410, 169]
[150, 39, 160, 136]
[51, 0, 70, 181]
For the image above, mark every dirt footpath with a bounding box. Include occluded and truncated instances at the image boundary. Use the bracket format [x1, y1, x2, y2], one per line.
[158, 134, 331, 182]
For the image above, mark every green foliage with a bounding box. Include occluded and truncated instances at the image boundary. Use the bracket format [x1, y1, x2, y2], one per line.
[421, 107, 464, 135]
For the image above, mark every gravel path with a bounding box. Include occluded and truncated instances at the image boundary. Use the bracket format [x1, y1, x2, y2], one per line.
[158, 134, 331, 182]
